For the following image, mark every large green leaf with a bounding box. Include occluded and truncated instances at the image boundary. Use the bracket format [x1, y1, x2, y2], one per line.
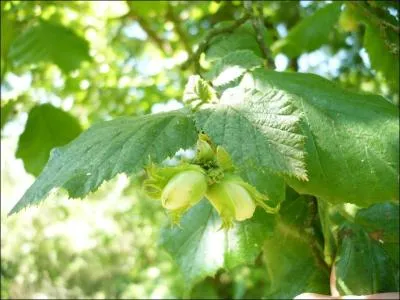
[8, 19, 91, 72]
[16, 104, 82, 176]
[271, 2, 342, 57]
[160, 199, 275, 290]
[195, 86, 307, 180]
[262, 195, 330, 298]
[250, 69, 399, 207]
[9, 111, 197, 215]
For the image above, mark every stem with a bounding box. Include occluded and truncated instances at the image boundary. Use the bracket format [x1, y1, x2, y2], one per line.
[245, 1, 274, 68]
[180, 12, 251, 70]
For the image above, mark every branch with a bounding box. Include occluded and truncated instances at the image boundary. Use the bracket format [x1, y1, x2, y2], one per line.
[122, 0, 172, 55]
[166, 3, 193, 56]
[134, 13, 172, 55]
[180, 12, 251, 70]
[245, 1, 274, 68]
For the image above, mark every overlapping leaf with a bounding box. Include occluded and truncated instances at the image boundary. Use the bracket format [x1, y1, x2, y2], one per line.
[160, 199, 275, 290]
[342, 3, 400, 92]
[16, 104, 82, 176]
[363, 19, 399, 92]
[205, 22, 263, 62]
[9, 111, 197, 214]
[250, 69, 399, 207]
[335, 221, 399, 295]
[262, 195, 330, 298]
[205, 50, 263, 89]
[195, 86, 307, 180]
[8, 19, 91, 72]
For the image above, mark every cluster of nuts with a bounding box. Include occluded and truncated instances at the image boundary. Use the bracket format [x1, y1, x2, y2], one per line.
[143, 134, 278, 228]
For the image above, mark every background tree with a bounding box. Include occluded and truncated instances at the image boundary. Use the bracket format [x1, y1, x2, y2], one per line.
[1, 1, 399, 299]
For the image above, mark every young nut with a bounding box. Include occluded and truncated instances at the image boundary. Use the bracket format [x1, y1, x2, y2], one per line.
[206, 175, 256, 226]
[161, 170, 207, 211]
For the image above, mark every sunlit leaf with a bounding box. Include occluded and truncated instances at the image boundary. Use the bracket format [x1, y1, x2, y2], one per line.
[9, 111, 197, 214]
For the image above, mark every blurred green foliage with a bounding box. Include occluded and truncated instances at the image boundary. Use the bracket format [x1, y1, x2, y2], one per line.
[1, 0, 399, 299]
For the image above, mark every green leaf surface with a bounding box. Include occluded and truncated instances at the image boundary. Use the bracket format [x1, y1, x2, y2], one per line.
[195, 86, 307, 180]
[16, 104, 82, 176]
[363, 22, 399, 92]
[1, 100, 17, 131]
[250, 69, 399, 207]
[205, 50, 263, 88]
[334, 222, 399, 295]
[160, 199, 275, 290]
[240, 167, 285, 208]
[262, 196, 330, 298]
[272, 2, 342, 57]
[9, 111, 197, 215]
[355, 203, 399, 266]
[205, 33, 261, 62]
[9, 19, 91, 72]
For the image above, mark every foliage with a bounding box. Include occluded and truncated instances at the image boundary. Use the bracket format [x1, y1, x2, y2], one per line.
[1, 1, 399, 299]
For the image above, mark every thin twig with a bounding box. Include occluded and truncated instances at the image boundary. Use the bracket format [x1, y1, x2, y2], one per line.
[166, 3, 193, 56]
[121, 0, 172, 55]
[180, 12, 251, 70]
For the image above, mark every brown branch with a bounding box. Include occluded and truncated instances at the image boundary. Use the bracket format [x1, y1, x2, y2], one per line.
[180, 11, 251, 71]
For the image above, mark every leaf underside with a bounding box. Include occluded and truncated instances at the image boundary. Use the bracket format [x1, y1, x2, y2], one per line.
[160, 199, 275, 289]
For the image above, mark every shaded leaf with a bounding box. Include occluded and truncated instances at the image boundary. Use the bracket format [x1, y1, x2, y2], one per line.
[363, 20, 399, 92]
[1, 100, 17, 131]
[240, 167, 285, 209]
[335, 222, 399, 295]
[262, 196, 330, 298]
[9, 111, 197, 214]
[272, 2, 342, 57]
[355, 202, 399, 266]
[16, 104, 82, 176]
[9, 19, 91, 72]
